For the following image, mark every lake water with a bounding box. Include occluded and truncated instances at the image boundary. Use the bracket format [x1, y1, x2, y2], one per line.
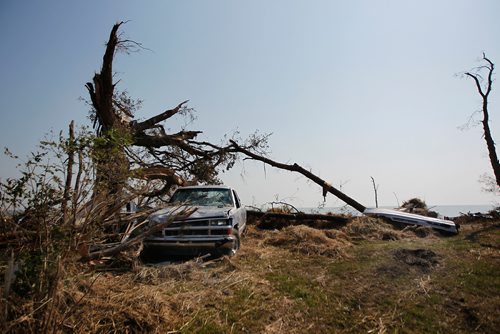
[303, 204, 496, 218]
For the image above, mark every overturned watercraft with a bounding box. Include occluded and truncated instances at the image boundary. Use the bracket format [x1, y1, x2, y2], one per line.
[364, 207, 459, 234]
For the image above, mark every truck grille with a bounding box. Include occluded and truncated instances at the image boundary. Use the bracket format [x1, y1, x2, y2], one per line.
[160, 220, 231, 237]
[170, 220, 210, 227]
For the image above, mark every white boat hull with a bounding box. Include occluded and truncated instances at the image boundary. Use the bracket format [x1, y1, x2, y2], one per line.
[363, 208, 459, 234]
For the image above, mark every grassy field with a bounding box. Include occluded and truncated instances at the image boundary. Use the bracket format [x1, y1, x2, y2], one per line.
[43, 216, 498, 334]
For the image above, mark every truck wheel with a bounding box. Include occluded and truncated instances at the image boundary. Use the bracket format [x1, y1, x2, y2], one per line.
[227, 232, 240, 256]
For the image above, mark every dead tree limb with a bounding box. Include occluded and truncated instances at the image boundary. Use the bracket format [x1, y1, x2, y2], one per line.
[133, 100, 189, 133]
[268, 201, 301, 214]
[247, 210, 349, 229]
[71, 148, 84, 226]
[248, 210, 349, 222]
[230, 140, 367, 213]
[370, 176, 379, 208]
[62, 121, 75, 222]
[465, 53, 500, 187]
[81, 207, 196, 261]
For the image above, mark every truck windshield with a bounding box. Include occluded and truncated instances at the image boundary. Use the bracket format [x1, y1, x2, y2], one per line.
[169, 188, 234, 207]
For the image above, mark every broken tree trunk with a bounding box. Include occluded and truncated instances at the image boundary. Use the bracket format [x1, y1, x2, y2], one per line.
[247, 210, 349, 230]
[84, 22, 270, 199]
[230, 140, 366, 213]
[248, 210, 349, 222]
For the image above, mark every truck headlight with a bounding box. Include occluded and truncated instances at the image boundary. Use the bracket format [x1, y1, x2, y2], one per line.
[210, 219, 230, 226]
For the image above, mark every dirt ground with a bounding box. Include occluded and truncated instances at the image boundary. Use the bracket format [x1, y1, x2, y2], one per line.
[5, 216, 500, 333]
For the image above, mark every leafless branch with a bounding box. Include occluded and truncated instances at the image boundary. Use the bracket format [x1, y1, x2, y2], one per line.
[268, 201, 302, 214]
[464, 54, 500, 187]
[81, 207, 196, 261]
[133, 100, 190, 133]
[229, 140, 366, 213]
[370, 176, 379, 208]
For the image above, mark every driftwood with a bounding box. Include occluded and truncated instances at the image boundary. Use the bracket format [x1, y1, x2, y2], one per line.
[247, 210, 349, 230]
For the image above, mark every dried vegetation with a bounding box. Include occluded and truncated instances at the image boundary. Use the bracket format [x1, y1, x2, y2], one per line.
[3, 213, 499, 333]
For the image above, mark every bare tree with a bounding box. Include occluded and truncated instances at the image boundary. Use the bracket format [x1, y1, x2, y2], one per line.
[465, 53, 500, 188]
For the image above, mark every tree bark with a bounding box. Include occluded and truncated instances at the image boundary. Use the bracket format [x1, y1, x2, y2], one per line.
[86, 22, 124, 132]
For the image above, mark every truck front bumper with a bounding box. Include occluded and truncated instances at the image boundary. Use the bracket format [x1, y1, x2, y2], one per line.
[143, 236, 237, 256]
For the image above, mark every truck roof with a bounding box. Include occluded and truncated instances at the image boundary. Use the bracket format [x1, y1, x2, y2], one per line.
[175, 185, 233, 190]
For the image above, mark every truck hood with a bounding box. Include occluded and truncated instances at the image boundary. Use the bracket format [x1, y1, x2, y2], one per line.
[149, 205, 233, 223]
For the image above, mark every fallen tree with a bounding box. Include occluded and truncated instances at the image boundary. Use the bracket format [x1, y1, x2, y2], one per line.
[229, 140, 459, 234]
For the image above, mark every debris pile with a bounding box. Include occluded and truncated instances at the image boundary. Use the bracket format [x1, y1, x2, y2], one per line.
[342, 216, 409, 241]
[399, 198, 438, 218]
[263, 225, 352, 258]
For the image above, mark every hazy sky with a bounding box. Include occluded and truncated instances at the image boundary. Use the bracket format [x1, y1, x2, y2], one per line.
[1, 0, 499, 208]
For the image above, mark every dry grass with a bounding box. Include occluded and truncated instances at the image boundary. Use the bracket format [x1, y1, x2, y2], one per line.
[2, 216, 499, 333]
[342, 216, 410, 240]
[263, 225, 352, 258]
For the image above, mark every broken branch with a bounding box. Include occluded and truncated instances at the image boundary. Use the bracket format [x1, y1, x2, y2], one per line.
[133, 100, 190, 133]
[81, 207, 196, 261]
[229, 140, 366, 213]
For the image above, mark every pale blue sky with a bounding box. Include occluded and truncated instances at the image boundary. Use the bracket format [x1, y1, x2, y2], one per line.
[1, 1, 499, 207]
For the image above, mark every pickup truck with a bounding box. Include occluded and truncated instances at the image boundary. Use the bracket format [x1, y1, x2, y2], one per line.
[143, 185, 247, 256]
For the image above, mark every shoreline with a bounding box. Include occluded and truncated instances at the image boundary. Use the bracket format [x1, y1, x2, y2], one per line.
[300, 204, 496, 218]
